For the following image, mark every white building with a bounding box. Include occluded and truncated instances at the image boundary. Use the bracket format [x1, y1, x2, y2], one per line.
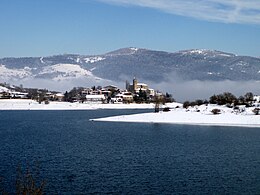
[85, 94, 106, 103]
[10, 91, 28, 99]
[126, 78, 155, 97]
[114, 91, 134, 103]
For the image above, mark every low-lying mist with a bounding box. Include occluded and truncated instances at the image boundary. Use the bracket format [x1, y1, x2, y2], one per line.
[10, 77, 116, 92]
[151, 79, 260, 102]
[7, 76, 260, 103]
[120, 73, 260, 102]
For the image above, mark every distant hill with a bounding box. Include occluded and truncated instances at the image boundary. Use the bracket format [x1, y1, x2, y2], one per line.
[0, 47, 259, 83]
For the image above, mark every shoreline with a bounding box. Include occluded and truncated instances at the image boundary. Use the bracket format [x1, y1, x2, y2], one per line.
[91, 105, 260, 128]
[0, 99, 179, 110]
[92, 118, 260, 128]
[1, 99, 259, 128]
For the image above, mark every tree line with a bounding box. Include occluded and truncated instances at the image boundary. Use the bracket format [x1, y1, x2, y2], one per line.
[183, 92, 256, 109]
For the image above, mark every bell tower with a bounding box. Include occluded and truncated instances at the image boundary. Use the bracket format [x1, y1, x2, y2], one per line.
[133, 77, 137, 92]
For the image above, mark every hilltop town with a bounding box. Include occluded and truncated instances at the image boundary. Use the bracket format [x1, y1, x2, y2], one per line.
[1, 78, 260, 119]
[0, 78, 174, 105]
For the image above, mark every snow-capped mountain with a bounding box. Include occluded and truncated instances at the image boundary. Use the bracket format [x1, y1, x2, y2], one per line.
[0, 65, 32, 81]
[37, 64, 94, 81]
[0, 47, 259, 84]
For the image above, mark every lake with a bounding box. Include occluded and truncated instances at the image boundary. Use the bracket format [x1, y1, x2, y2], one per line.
[0, 110, 259, 194]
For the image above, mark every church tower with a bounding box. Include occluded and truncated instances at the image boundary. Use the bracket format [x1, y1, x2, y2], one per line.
[126, 80, 130, 91]
[133, 77, 137, 92]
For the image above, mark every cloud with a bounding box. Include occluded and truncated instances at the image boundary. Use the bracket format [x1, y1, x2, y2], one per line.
[98, 0, 260, 24]
[6, 74, 260, 103]
[118, 72, 260, 102]
[151, 78, 260, 102]
[10, 77, 116, 93]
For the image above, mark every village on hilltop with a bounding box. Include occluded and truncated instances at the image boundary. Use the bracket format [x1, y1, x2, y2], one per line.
[1, 77, 260, 115]
[0, 78, 174, 105]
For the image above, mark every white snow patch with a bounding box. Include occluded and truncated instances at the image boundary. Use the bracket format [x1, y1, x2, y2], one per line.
[24, 66, 32, 71]
[130, 47, 139, 51]
[180, 49, 208, 55]
[0, 99, 176, 110]
[39, 64, 93, 81]
[84, 56, 105, 63]
[40, 57, 45, 64]
[0, 65, 32, 80]
[219, 53, 232, 57]
[189, 49, 206, 54]
[237, 61, 249, 67]
[92, 104, 260, 128]
[0, 86, 10, 93]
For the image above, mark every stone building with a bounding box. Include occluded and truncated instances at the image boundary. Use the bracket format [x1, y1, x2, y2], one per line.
[126, 78, 155, 97]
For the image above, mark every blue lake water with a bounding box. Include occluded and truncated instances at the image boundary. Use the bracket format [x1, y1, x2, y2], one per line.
[0, 110, 259, 194]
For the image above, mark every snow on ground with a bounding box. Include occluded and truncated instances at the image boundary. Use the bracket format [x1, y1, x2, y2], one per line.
[2, 100, 259, 127]
[130, 47, 139, 52]
[0, 65, 32, 79]
[219, 53, 232, 57]
[92, 104, 260, 128]
[0, 99, 178, 110]
[40, 57, 45, 64]
[38, 63, 95, 81]
[84, 57, 105, 63]
[0, 86, 10, 92]
[39, 64, 92, 76]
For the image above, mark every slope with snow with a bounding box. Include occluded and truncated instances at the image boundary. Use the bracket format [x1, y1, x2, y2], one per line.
[84, 56, 105, 63]
[37, 64, 95, 81]
[1, 47, 260, 84]
[0, 85, 10, 92]
[0, 65, 32, 81]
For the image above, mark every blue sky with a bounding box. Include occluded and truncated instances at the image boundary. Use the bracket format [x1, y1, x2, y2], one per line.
[0, 0, 260, 58]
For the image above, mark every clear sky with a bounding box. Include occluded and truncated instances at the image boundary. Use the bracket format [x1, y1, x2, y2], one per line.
[0, 0, 260, 58]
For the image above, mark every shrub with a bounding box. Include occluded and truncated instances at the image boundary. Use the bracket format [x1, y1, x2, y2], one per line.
[211, 109, 221, 115]
[209, 95, 218, 104]
[244, 92, 254, 102]
[163, 107, 170, 112]
[183, 101, 190, 109]
[195, 99, 204, 106]
[189, 101, 197, 107]
[209, 92, 237, 105]
[252, 108, 260, 115]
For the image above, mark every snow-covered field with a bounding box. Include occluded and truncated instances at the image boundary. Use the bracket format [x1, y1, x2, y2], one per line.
[1, 99, 259, 128]
[92, 104, 260, 128]
[0, 99, 171, 110]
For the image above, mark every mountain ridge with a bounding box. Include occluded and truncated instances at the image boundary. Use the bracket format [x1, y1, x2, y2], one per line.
[0, 47, 259, 83]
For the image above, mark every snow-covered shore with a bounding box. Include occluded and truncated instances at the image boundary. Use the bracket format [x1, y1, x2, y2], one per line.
[92, 104, 260, 128]
[0, 99, 177, 110]
[2, 99, 259, 128]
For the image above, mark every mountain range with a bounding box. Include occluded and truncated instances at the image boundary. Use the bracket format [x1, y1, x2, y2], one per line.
[0, 47, 259, 85]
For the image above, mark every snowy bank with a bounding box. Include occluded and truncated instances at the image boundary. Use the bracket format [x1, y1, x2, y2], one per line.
[91, 104, 260, 128]
[0, 99, 180, 110]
